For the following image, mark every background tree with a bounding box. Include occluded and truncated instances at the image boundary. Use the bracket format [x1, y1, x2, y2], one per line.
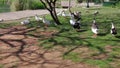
[40, 0, 61, 25]
[86, 0, 89, 8]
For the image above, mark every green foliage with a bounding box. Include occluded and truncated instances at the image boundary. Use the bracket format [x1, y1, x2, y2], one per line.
[10, 0, 21, 11]
[0, 0, 10, 13]
[30, 1, 45, 10]
[10, 0, 45, 11]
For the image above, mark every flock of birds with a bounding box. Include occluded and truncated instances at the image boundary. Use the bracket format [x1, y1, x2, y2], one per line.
[20, 14, 51, 29]
[56, 9, 117, 38]
[0, 9, 117, 38]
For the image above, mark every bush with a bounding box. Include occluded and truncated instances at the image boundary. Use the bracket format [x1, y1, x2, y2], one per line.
[10, 0, 21, 11]
[10, 0, 45, 11]
[30, 1, 45, 10]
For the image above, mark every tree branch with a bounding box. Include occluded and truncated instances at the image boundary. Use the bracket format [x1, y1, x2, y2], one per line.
[40, 0, 51, 11]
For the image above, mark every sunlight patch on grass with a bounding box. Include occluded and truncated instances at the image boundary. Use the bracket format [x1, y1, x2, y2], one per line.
[63, 52, 83, 62]
[85, 59, 111, 68]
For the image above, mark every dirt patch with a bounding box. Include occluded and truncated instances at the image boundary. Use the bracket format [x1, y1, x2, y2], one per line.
[0, 25, 98, 68]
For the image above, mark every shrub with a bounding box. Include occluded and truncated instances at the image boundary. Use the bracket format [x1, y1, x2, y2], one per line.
[10, 0, 45, 11]
[10, 0, 21, 11]
[30, 1, 45, 10]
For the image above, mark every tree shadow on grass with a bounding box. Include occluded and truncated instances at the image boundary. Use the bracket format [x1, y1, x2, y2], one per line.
[1, 26, 86, 68]
[39, 27, 111, 57]
[0, 24, 119, 68]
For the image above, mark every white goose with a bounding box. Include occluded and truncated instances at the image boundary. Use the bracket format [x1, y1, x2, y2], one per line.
[0, 19, 4, 22]
[42, 16, 51, 28]
[111, 22, 117, 36]
[61, 10, 67, 16]
[57, 10, 63, 16]
[91, 18, 99, 37]
[35, 14, 42, 22]
[69, 15, 76, 26]
[21, 18, 30, 25]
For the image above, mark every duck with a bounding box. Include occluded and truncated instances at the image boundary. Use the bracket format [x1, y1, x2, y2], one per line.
[111, 22, 117, 36]
[91, 18, 99, 37]
[35, 14, 43, 22]
[21, 18, 30, 25]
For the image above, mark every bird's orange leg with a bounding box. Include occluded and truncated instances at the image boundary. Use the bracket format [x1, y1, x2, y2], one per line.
[92, 34, 97, 38]
[44, 24, 48, 30]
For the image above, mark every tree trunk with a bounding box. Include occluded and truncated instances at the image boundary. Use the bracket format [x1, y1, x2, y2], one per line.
[40, 0, 62, 25]
[52, 2, 62, 25]
[49, 10, 61, 25]
[68, 0, 72, 13]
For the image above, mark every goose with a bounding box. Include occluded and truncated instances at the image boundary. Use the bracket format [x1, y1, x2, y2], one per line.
[21, 18, 30, 25]
[57, 10, 66, 16]
[35, 14, 43, 22]
[60, 10, 70, 17]
[42, 16, 51, 29]
[73, 21, 81, 31]
[57, 10, 63, 16]
[69, 15, 76, 26]
[111, 22, 117, 36]
[93, 11, 99, 16]
[91, 18, 99, 37]
[72, 11, 82, 21]
[0, 19, 4, 22]
[61, 10, 67, 16]
[70, 14, 80, 31]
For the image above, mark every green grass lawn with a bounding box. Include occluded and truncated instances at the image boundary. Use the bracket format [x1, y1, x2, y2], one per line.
[0, 7, 120, 68]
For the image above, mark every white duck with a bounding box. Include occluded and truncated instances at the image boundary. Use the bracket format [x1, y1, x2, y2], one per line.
[111, 22, 117, 36]
[35, 14, 42, 22]
[91, 18, 99, 37]
[21, 18, 30, 25]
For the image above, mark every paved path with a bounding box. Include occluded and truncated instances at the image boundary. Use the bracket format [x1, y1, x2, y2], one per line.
[0, 9, 62, 21]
